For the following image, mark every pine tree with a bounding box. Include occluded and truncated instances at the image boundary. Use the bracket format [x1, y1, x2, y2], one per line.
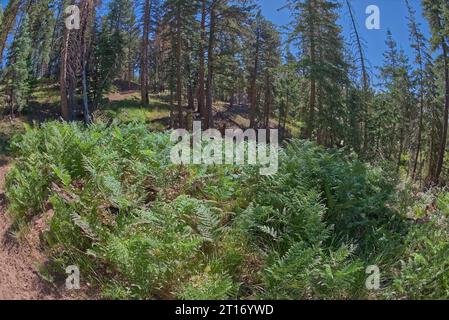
[344, 0, 371, 154]
[210, 0, 253, 128]
[197, 0, 208, 121]
[162, 0, 199, 127]
[246, 11, 281, 128]
[28, 0, 56, 78]
[60, 0, 97, 122]
[3, 14, 32, 116]
[423, 0, 449, 184]
[123, 6, 139, 90]
[275, 52, 300, 140]
[0, 4, 4, 69]
[406, 0, 430, 178]
[377, 31, 414, 168]
[141, 0, 152, 107]
[90, 0, 135, 108]
[0, 0, 23, 66]
[248, 11, 262, 128]
[287, 0, 348, 146]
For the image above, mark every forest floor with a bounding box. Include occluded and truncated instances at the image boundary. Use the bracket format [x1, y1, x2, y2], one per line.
[0, 159, 68, 299]
[0, 82, 99, 300]
[0, 82, 58, 298]
[0, 81, 298, 299]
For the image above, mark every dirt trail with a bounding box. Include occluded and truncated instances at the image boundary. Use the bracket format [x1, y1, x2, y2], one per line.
[0, 159, 66, 300]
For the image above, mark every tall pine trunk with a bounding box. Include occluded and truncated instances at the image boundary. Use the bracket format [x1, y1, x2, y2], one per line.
[176, 4, 183, 128]
[80, 0, 95, 124]
[345, 0, 369, 153]
[264, 72, 271, 128]
[205, 4, 216, 129]
[60, 28, 72, 121]
[140, 0, 151, 107]
[434, 32, 449, 184]
[197, 0, 207, 122]
[249, 24, 260, 129]
[305, 0, 316, 140]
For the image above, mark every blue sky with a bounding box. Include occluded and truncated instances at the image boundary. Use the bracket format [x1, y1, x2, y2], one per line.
[259, 0, 430, 78]
[1, 0, 429, 74]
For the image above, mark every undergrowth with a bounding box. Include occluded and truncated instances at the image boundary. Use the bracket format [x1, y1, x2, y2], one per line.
[5, 121, 449, 299]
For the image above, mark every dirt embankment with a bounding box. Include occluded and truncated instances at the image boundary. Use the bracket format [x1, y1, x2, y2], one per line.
[0, 160, 72, 300]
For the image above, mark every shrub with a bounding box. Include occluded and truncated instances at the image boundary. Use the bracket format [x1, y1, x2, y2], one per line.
[6, 122, 447, 299]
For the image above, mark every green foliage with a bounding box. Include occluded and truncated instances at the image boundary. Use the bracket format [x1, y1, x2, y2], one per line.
[385, 192, 449, 299]
[263, 242, 363, 299]
[90, 0, 137, 108]
[2, 14, 32, 113]
[5, 122, 242, 299]
[6, 122, 449, 300]
[239, 140, 402, 299]
[176, 272, 239, 300]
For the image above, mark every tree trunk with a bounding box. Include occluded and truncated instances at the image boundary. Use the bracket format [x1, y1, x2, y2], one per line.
[434, 36, 449, 184]
[141, 0, 151, 107]
[80, 0, 95, 123]
[413, 90, 424, 178]
[264, 72, 271, 128]
[197, 0, 207, 122]
[249, 27, 260, 129]
[60, 28, 72, 121]
[305, 1, 316, 140]
[406, 0, 425, 178]
[128, 45, 133, 90]
[188, 77, 195, 111]
[82, 61, 91, 124]
[176, 4, 183, 128]
[345, 0, 369, 153]
[205, 4, 216, 129]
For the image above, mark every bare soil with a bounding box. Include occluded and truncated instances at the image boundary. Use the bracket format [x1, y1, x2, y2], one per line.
[0, 159, 74, 300]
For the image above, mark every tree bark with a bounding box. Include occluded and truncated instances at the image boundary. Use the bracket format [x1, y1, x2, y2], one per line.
[205, 3, 216, 129]
[405, 0, 425, 179]
[434, 28, 449, 184]
[264, 71, 271, 128]
[345, 0, 369, 153]
[176, 3, 183, 127]
[305, 0, 316, 140]
[141, 0, 151, 107]
[197, 0, 207, 121]
[80, 0, 95, 123]
[249, 22, 260, 129]
[60, 28, 72, 121]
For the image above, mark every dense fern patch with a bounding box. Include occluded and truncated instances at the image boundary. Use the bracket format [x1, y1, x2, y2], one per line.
[5, 122, 449, 299]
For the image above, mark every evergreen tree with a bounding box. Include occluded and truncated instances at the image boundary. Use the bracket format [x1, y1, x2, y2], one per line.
[376, 31, 414, 168]
[246, 11, 281, 128]
[3, 14, 32, 116]
[161, 0, 199, 127]
[406, 0, 430, 178]
[0, 0, 23, 66]
[90, 0, 135, 108]
[203, 0, 253, 128]
[287, 0, 348, 146]
[141, 0, 152, 107]
[123, 6, 139, 89]
[423, 0, 449, 184]
[28, 0, 56, 78]
[0, 4, 3, 69]
[274, 52, 300, 140]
